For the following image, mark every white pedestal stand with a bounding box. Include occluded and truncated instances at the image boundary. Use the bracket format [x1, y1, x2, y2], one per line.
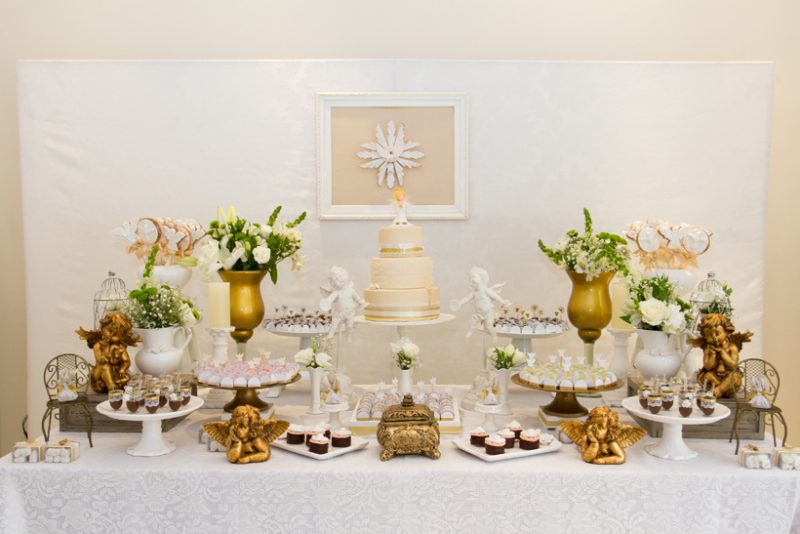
[97, 397, 204, 457]
[203, 327, 236, 409]
[622, 396, 730, 460]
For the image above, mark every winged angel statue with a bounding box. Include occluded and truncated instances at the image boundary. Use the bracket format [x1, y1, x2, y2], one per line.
[561, 406, 646, 465]
[203, 405, 289, 464]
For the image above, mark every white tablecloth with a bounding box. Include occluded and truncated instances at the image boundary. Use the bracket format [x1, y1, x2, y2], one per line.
[2, 384, 799, 534]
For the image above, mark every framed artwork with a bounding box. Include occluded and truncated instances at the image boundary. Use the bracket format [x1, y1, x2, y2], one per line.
[317, 92, 468, 220]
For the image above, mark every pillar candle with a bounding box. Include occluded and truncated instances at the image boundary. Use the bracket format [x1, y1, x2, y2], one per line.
[208, 282, 231, 329]
[610, 277, 633, 330]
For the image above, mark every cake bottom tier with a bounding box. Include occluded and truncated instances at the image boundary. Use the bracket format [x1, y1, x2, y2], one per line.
[364, 286, 440, 321]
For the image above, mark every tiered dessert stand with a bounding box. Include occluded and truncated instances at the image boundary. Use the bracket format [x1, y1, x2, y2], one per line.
[197, 374, 301, 414]
[96, 396, 204, 457]
[622, 396, 731, 460]
[512, 373, 623, 418]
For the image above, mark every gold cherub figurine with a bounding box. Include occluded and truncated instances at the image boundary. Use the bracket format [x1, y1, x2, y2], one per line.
[76, 312, 140, 393]
[561, 406, 646, 465]
[203, 405, 289, 464]
[692, 313, 753, 399]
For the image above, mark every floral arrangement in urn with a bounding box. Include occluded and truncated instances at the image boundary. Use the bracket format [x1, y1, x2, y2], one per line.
[391, 338, 421, 370]
[125, 246, 200, 329]
[621, 275, 690, 334]
[538, 208, 631, 281]
[196, 206, 306, 283]
[487, 344, 525, 370]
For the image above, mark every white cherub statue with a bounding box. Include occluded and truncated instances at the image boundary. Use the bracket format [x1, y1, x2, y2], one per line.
[320, 266, 365, 341]
[450, 266, 512, 341]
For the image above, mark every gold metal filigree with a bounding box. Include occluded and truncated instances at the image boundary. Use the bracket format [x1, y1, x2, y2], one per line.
[691, 313, 753, 399]
[76, 312, 140, 393]
[203, 405, 289, 464]
[377, 394, 440, 461]
[561, 406, 645, 465]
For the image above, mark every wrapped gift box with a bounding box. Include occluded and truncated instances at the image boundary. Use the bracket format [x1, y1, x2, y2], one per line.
[12, 440, 44, 463]
[44, 439, 81, 463]
[774, 447, 800, 470]
[739, 444, 772, 469]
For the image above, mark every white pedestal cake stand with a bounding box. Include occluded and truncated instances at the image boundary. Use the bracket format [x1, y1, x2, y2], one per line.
[355, 313, 455, 339]
[96, 396, 204, 457]
[622, 396, 730, 460]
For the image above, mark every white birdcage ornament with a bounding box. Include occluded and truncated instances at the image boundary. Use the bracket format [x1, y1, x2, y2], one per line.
[688, 272, 733, 334]
[93, 271, 129, 327]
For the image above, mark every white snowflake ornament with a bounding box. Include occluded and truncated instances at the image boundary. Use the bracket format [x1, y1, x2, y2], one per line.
[357, 120, 424, 189]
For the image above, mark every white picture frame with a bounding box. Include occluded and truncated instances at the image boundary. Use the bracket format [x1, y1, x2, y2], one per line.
[317, 92, 468, 220]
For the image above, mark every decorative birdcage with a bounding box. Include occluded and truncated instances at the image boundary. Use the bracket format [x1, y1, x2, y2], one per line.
[688, 272, 733, 334]
[93, 271, 129, 327]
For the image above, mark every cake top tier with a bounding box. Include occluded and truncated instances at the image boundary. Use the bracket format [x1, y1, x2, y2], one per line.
[378, 224, 424, 258]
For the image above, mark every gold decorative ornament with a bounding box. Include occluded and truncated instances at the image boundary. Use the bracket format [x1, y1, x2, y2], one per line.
[202, 405, 289, 464]
[218, 270, 268, 344]
[691, 313, 753, 398]
[76, 312, 140, 393]
[566, 270, 615, 345]
[377, 394, 441, 461]
[561, 406, 646, 465]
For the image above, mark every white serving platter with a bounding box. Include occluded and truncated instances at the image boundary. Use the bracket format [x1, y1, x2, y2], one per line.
[271, 435, 368, 461]
[452, 435, 561, 463]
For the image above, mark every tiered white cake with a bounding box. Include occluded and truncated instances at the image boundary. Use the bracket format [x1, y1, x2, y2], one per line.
[364, 223, 440, 321]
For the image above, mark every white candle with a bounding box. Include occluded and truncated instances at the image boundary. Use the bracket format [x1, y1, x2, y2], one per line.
[208, 282, 231, 329]
[610, 277, 633, 330]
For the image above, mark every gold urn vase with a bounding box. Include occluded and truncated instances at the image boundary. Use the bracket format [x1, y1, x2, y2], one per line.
[566, 271, 615, 349]
[218, 270, 267, 345]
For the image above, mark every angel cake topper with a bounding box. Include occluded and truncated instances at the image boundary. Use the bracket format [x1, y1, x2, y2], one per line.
[320, 265, 364, 340]
[450, 266, 513, 341]
[625, 220, 712, 271]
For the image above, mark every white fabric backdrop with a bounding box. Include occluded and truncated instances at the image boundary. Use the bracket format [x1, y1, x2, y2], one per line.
[17, 60, 772, 427]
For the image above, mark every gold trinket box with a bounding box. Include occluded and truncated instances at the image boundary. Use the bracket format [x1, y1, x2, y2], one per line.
[377, 394, 441, 461]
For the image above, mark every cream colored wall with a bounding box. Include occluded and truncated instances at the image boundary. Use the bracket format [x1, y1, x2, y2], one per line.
[1, 0, 798, 454]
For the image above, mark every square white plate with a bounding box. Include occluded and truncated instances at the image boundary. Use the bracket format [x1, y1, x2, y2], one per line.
[452, 436, 561, 463]
[272, 436, 368, 461]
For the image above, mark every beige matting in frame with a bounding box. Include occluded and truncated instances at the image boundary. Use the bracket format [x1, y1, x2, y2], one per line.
[318, 93, 468, 219]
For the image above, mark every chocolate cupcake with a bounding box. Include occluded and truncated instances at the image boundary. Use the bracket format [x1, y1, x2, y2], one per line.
[519, 428, 541, 450]
[308, 435, 329, 455]
[286, 424, 306, 445]
[331, 428, 352, 448]
[470, 426, 489, 447]
[498, 428, 516, 449]
[484, 434, 506, 456]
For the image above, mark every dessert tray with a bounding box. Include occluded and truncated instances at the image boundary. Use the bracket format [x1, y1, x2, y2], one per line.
[512, 373, 622, 418]
[97, 396, 204, 457]
[271, 435, 368, 461]
[452, 435, 561, 463]
[622, 396, 731, 461]
[197, 373, 300, 413]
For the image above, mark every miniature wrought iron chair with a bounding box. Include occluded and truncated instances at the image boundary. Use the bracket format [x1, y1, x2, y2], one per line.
[42, 353, 94, 447]
[729, 357, 786, 454]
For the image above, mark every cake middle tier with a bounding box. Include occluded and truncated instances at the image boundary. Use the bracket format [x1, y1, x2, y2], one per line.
[364, 287, 440, 322]
[369, 256, 433, 289]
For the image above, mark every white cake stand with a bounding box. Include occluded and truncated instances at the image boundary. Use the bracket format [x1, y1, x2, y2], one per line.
[96, 396, 204, 457]
[355, 313, 455, 339]
[621, 396, 730, 460]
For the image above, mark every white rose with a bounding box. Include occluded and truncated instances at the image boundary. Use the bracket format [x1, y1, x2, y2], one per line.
[315, 352, 332, 368]
[253, 245, 271, 264]
[663, 303, 686, 334]
[639, 298, 668, 327]
[293, 348, 313, 367]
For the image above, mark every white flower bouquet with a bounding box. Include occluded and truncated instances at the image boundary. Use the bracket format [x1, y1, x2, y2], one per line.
[293, 338, 332, 369]
[391, 337, 420, 370]
[125, 246, 200, 328]
[538, 208, 632, 281]
[196, 205, 306, 283]
[487, 344, 525, 370]
[622, 275, 691, 334]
